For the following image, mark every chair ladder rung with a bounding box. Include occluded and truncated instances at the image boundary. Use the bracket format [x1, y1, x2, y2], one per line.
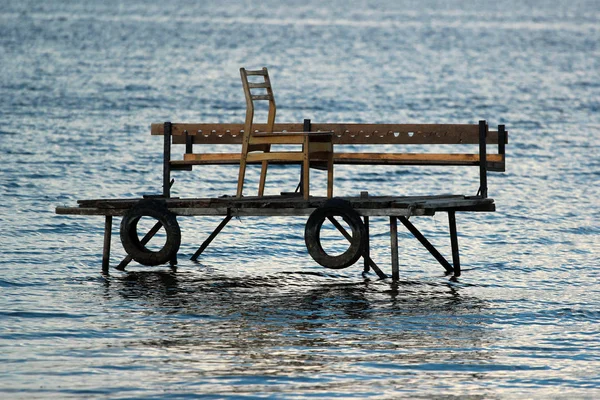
[248, 82, 270, 89]
[251, 94, 272, 100]
[245, 69, 267, 76]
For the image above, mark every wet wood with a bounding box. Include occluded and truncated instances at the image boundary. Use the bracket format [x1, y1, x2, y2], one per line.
[390, 217, 399, 280]
[57, 194, 495, 218]
[102, 216, 112, 274]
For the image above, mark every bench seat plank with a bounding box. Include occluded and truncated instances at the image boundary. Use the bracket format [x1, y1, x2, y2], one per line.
[179, 152, 503, 167]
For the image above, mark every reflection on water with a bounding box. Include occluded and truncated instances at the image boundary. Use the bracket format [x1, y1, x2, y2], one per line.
[100, 270, 495, 386]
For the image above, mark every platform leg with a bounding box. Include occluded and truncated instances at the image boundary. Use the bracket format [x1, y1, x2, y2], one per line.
[102, 216, 112, 275]
[363, 216, 370, 273]
[191, 215, 233, 261]
[390, 217, 399, 280]
[448, 211, 461, 277]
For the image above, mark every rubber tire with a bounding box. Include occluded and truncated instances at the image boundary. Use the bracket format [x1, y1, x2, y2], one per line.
[120, 200, 181, 266]
[304, 198, 367, 269]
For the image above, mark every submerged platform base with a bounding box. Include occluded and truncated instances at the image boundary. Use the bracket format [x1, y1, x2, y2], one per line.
[56, 194, 495, 280]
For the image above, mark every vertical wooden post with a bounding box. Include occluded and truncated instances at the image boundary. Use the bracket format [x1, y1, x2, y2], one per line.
[361, 192, 370, 273]
[363, 216, 370, 273]
[390, 216, 399, 280]
[299, 119, 310, 198]
[102, 216, 112, 275]
[302, 135, 310, 200]
[185, 130, 193, 154]
[478, 120, 488, 198]
[163, 121, 172, 198]
[448, 211, 461, 277]
[498, 124, 506, 165]
[327, 141, 334, 199]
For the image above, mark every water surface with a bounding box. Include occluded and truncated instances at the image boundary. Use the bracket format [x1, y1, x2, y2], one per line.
[1, 0, 599, 397]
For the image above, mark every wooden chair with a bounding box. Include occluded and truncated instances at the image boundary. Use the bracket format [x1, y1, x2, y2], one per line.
[237, 67, 334, 200]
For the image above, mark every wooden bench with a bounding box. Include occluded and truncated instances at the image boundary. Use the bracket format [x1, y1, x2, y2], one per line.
[151, 120, 507, 198]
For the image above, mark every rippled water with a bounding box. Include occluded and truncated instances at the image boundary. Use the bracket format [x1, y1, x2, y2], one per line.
[1, 0, 599, 397]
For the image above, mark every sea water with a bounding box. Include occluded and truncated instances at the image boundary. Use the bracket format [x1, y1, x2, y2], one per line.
[1, 0, 599, 397]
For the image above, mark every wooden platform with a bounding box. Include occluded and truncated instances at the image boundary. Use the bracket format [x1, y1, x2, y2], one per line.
[56, 194, 495, 218]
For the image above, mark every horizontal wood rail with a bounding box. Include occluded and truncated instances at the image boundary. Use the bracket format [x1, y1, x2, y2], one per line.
[180, 152, 504, 166]
[151, 123, 507, 145]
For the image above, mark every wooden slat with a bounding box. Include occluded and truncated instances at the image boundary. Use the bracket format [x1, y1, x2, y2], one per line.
[333, 153, 504, 165]
[182, 153, 242, 163]
[152, 123, 507, 145]
[245, 69, 267, 76]
[251, 95, 272, 101]
[57, 194, 495, 218]
[246, 152, 304, 162]
[177, 152, 504, 167]
[248, 82, 270, 89]
[249, 135, 306, 145]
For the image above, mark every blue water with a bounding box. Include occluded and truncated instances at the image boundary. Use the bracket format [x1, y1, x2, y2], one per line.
[1, 0, 599, 397]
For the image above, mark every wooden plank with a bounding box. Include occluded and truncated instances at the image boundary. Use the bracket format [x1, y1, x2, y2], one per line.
[59, 194, 494, 218]
[182, 153, 242, 162]
[152, 123, 508, 145]
[251, 95, 272, 101]
[178, 152, 503, 166]
[246, 152, 305, 162]
[245, 69, 267, 76]
[248, 82, 270, 88]
[334, 152, 504, 165]
[249, 135, 306, 145]
[55, 207, 128, 216]
[74, 194, 474, 209]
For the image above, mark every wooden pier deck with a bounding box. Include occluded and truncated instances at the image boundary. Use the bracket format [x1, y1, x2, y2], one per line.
[57, 194, 495, 217]
[56, 193, 495, 280]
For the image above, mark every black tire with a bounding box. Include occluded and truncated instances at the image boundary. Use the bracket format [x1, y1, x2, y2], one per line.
[120, 200, 181, 266]
[304, 198, 367, 269]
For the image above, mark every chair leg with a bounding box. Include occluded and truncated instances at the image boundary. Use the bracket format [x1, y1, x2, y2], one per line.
[258, 161, 268, 196]
[237, 153, 248, 198]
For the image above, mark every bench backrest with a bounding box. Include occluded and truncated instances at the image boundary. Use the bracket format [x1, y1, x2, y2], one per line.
[151, 120, 508, 198]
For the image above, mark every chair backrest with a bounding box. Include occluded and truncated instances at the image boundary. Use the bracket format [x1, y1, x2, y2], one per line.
[240, 67, 276, 136]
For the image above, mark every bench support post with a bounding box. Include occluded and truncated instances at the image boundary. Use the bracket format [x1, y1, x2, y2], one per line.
[478, 120, 488, 198]
[295, 119, 311, 196]
[163, 121, 172, 198]
[398, 216, 454, 274]
[390, 217, 400, 280]
[102, 216, 112, 275]
[448, 211, 461, 277]
[498, 124, 506, 170]
[191, 215, 233, 261]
